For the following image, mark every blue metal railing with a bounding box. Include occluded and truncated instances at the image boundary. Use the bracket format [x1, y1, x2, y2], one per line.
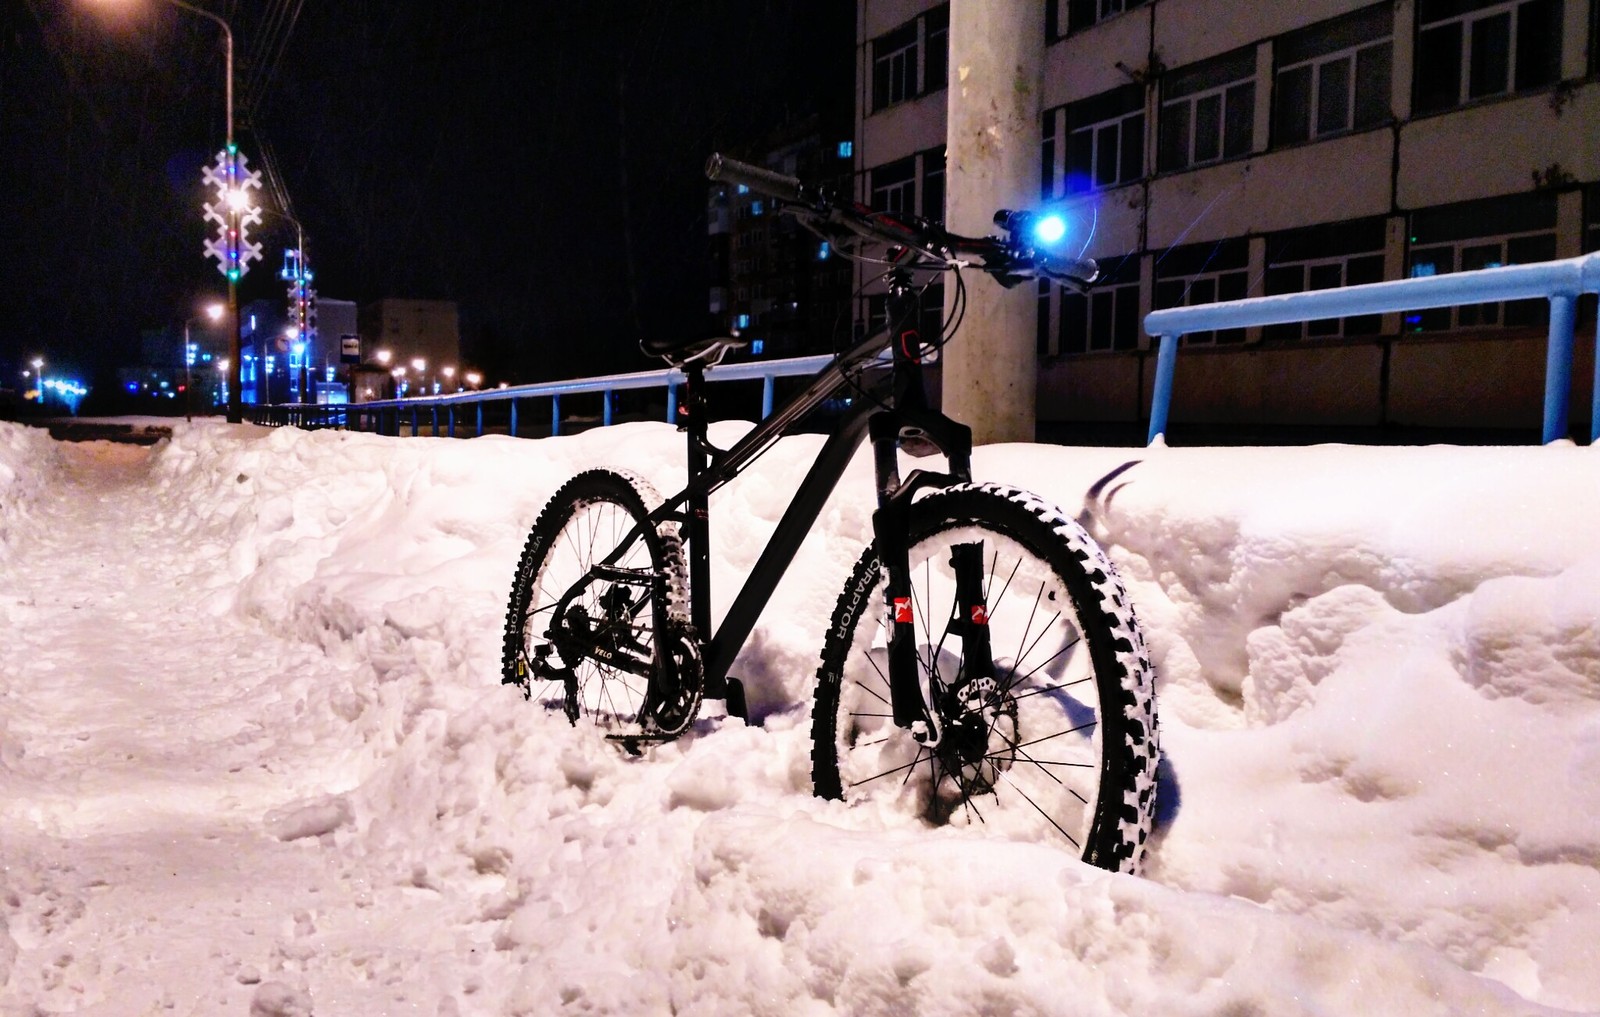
[252, 353, 838, 436]
[1144, 253, 1600, 446]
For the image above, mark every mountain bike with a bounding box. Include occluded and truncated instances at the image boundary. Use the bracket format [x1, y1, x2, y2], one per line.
[502, 154, 1158, 872]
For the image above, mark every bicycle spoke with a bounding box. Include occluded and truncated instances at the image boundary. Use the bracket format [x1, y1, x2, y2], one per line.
[998, 770, 1080, 848]
[1014, 720, 1096, 751]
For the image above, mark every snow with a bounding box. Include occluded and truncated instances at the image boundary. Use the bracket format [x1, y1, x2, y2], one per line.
[0, 417, 1596, 1015]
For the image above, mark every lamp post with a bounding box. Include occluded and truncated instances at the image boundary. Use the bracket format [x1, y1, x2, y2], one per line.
[259, 206, 312, 404]
[29, 358, 43, 403]
[183, 303, 224, 422]
[88, 0, 244, 422]
[412, 358, 427, 395]
[165, 0, 243, 423]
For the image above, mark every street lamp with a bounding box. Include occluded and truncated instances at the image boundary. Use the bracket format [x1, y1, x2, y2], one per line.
[375, 349, 393, 366]
[183, 303, 223, 422]
[442, 365, 456, 392]
[89, 0, 245, 423]
[465, 371, 482, 390]
[29, 358, 43, 403]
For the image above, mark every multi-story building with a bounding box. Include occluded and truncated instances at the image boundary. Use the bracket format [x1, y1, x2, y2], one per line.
[858, 0, 1600, 439]
[357, 298, 463, 397]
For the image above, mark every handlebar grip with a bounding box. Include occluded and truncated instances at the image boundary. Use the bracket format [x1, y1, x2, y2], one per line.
[1037, 254, 1100, 286]
[705, 153, 804, 202]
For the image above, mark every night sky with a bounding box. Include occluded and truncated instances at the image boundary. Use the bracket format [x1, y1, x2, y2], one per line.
[1, 0, 855, 393]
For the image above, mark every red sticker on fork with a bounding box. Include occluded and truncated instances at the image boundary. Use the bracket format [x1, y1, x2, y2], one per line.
[971, 605, 989, 626]
[894, 597, 913, 624]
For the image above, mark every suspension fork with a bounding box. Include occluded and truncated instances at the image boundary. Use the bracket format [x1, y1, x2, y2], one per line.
[870, 270, 993, 745]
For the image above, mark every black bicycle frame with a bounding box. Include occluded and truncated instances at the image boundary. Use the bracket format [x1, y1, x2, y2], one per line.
[651, 270, 976, 709]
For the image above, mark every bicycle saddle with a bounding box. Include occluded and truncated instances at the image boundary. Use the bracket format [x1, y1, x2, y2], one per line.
[639, 331, 748, 367]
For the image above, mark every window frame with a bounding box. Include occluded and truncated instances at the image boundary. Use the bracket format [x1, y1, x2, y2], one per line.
[1412, 0, 1563, 115]
[869, 4, 951, 113]
[1263, 218, 1388, 340]
[1158, 48, 1258, 174]
[1152, 238, 1252, 345]
[1049, 84, 1147, 195]
[1051, 254, 1143, 355]
[869, 156, 917, 217]
[1047, 0, 1150, 41]
[1404, 192, 1559, 331]
[1272, 5, 1394, 146]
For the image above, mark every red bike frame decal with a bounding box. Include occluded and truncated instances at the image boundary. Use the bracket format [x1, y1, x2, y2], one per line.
[894, 597, 913, 624]
[970, 604, 988, 626]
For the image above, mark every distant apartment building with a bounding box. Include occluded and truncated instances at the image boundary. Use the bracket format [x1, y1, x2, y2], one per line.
[710, 121, 858, 358]
[857, 0, 1600, 437]
[357, 299, 463, 398]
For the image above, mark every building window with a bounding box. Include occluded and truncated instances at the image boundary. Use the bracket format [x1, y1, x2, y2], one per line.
[1158, 48, 1256, 173]
[1054, 254, 1142, 354]
[1047, 0, 1149, 40]
[1153, 238, 1250, 344]
[870, 157, 916, 216]
[1273, 5, 1392, 145]
[920, 146, 947, 222]
[1406, 192, 1558, 330]
[1413, 0, 1562, 115]
[1263, 218, 1387, 340]
[1046, 84, 1146, 196]
[1586, 183, 1600, 252]
[870, 4, 950, 112]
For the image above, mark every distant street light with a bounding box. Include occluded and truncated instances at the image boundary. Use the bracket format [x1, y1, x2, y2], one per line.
[183, 303, 224, 422]
[465, 371, 482, 390]
[30, 358, 43, 402]
[375, 349, 392, 366]
[442, 365, 456, 391]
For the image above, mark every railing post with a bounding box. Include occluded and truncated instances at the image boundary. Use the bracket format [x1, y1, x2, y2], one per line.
[447, 406, 456, 438]
[762, 374, 775, 419]
[411, 408, 419, 436]
[666, 381, 678, 424]
[476, 403, 484, 437]
[551, 394, 562, 436]
[432, 406, 440, 436]
[1147, 333, 1180, 445]
[510, 398, 519, 437]
[1593, 320, 1600, 445]
[1543, 294, 1576, 444]
[603, 389, 614, 426]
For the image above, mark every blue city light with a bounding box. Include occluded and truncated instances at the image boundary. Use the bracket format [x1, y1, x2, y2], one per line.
[750, 339, 765, 355]
[837, 141, 853, 158]
[818, 242, 831, 260]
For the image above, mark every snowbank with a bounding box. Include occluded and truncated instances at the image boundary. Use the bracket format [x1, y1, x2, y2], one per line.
[1, 418, 1595, 1014]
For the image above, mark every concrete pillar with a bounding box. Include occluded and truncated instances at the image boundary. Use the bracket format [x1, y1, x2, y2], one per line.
[942, 0, 1045, 445]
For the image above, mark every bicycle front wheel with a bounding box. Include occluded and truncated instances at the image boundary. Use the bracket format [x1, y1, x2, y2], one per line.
[810, 483, 1157, 872]
[502, 469, 700, 738]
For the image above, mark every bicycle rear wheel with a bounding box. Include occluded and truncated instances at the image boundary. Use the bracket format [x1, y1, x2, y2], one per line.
[810, 483, 1157, 872]
[502, 469, 701, 738]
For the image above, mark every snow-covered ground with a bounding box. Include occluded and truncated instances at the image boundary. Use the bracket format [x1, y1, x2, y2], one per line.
[0, 417, 1596, 1015]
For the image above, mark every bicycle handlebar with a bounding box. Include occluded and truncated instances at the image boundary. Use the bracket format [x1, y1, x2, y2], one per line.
[706, 153, 1097, 289]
